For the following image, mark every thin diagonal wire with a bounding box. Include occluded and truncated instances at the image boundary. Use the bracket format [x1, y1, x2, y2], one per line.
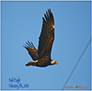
[61, 37, 91, 90]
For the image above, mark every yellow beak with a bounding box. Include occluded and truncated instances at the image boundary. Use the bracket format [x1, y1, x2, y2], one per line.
[55, 61, 58, 64]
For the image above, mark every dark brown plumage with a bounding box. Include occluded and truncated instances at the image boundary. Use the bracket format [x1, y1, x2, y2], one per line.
[24, 9, 58, 67]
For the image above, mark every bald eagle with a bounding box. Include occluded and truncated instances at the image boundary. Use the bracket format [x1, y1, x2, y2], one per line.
[24, 9, 58, 67]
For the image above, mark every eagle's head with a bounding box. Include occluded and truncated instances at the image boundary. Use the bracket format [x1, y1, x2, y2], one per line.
[51, 60, 58, 65]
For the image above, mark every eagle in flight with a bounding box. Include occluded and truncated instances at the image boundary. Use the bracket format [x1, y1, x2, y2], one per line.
[24, 9, 58, 67]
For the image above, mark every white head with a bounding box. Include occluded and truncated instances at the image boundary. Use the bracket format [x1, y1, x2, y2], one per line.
[51, 60, 58, 65]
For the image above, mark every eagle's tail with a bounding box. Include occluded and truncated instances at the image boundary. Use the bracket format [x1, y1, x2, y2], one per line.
[25, 61, 36, 66]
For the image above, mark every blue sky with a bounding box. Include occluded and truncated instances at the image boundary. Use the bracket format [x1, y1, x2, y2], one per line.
[1, 1, 91, 90]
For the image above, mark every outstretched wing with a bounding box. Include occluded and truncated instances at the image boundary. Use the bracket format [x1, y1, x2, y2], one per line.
[38, 9, 55, 59]
[24, 41, 38, 61]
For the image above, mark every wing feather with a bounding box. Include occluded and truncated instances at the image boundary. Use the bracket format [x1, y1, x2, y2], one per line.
[38, 9, 55, 59]
[24, 41, 38, 61]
